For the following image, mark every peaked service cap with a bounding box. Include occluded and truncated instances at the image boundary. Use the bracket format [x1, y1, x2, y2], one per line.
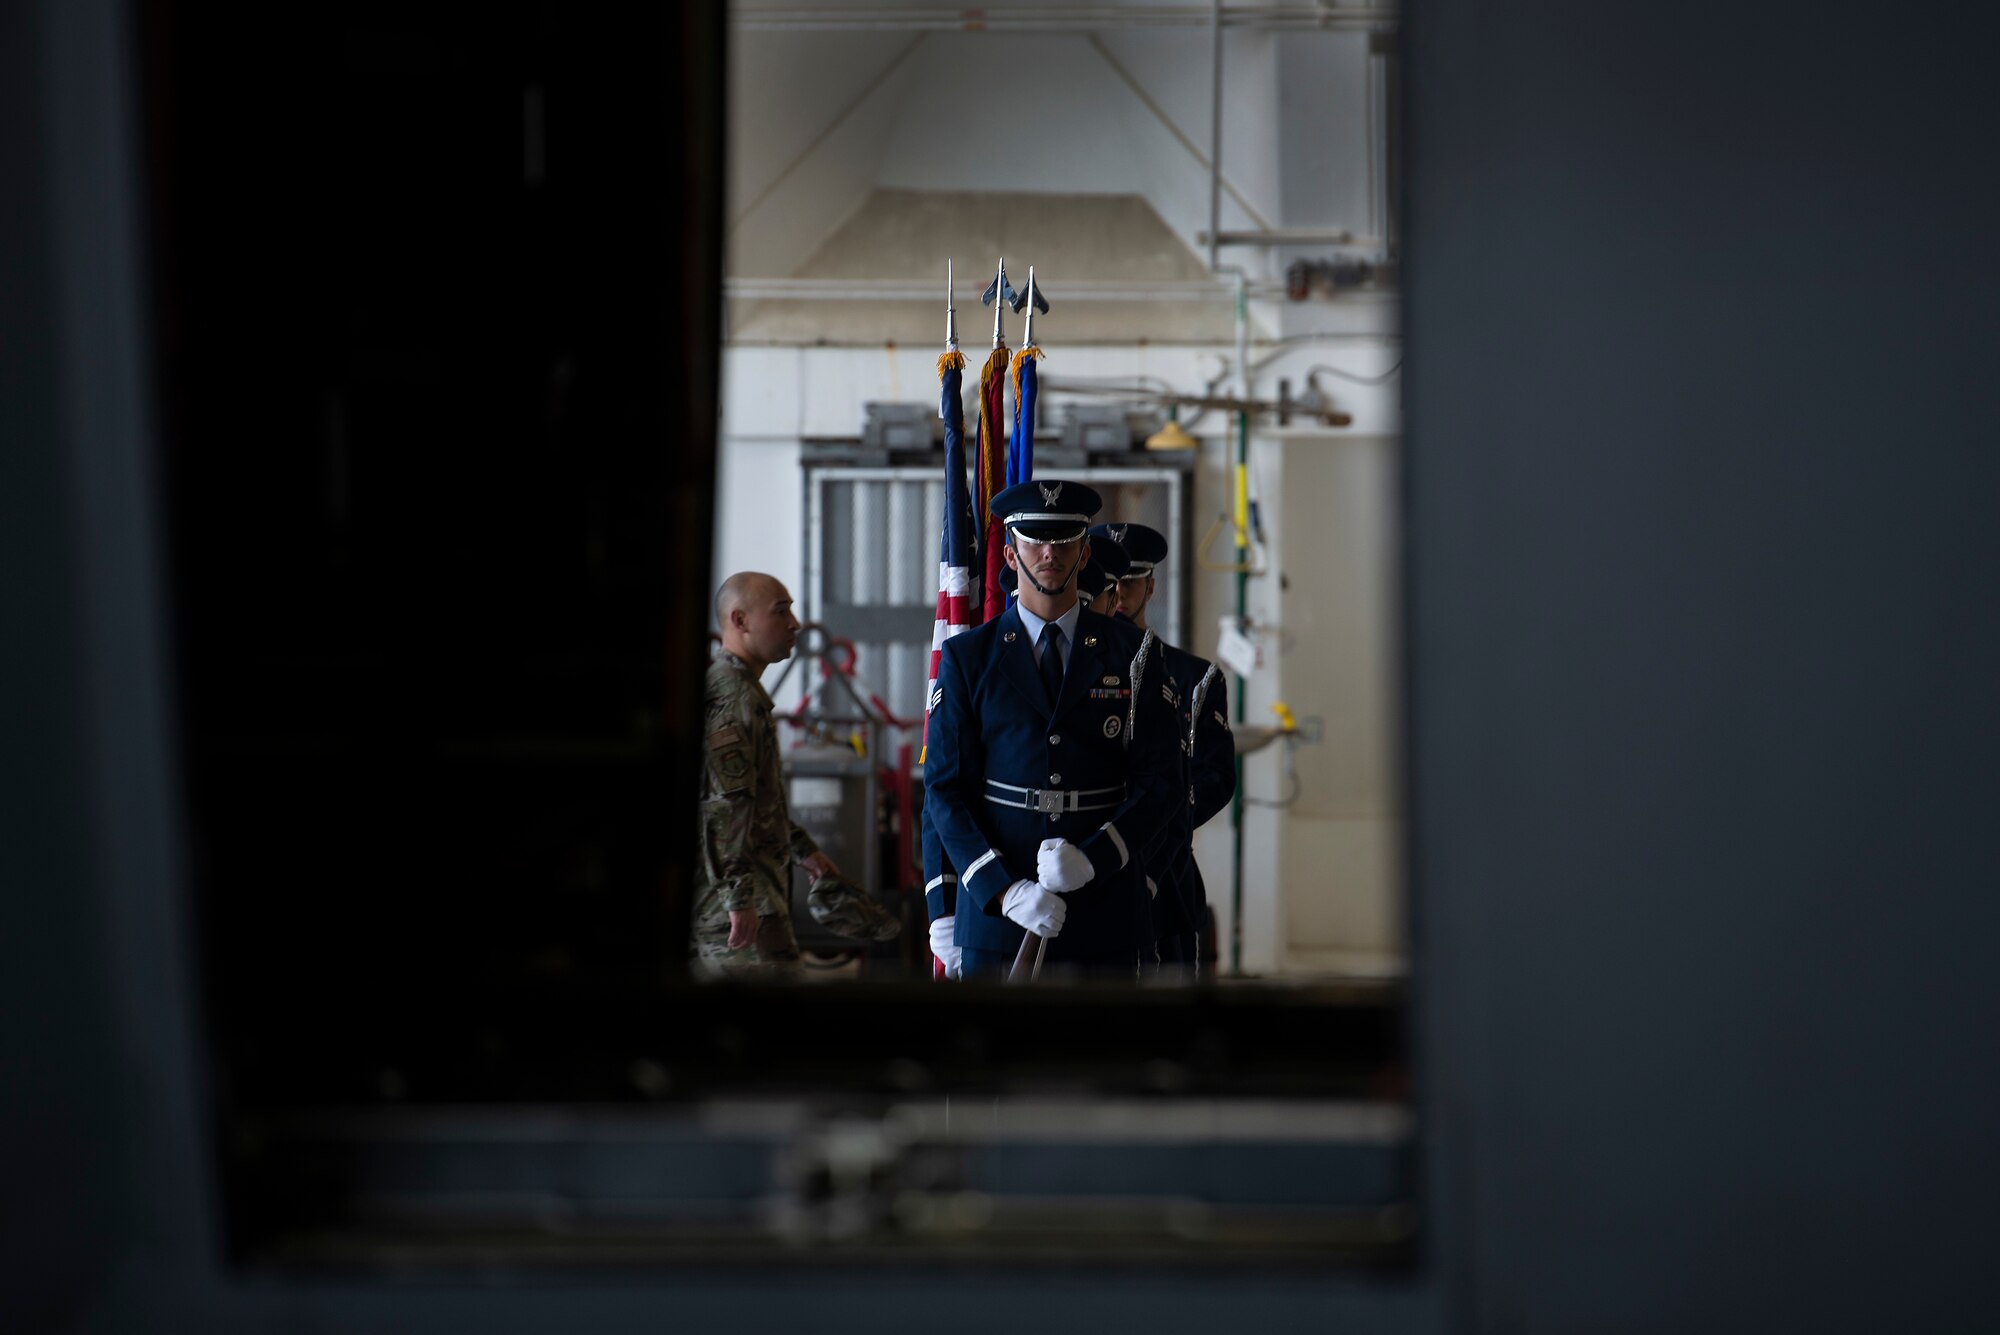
[990, 478, 1101, 543]
[1087, 522, 1168, 575]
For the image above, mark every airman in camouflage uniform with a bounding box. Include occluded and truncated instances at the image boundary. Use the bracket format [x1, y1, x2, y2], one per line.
[694, 573, 840, 977]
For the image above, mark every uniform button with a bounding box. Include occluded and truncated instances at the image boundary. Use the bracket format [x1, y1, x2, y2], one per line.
[1048, 735, 1061, 745]
[1050, 813, 1062, 823]
[1049, 773, 1062, 784]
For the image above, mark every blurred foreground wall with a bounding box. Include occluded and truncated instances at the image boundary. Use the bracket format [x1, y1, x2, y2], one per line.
[7, 0, 2000, 1331]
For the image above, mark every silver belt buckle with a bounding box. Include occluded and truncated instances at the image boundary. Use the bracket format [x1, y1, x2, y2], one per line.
[1030, 788, 1065, 814]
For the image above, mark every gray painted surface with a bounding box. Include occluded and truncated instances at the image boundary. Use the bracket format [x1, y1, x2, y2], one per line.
[9, 0, 2000, 1331]
[1405, 1, 2000, 1330]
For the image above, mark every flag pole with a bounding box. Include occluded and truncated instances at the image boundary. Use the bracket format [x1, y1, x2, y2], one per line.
[1003, 256, 1050, 985]
[928, 260, 974, 981]
[1022, 266, 1036, 349]
[991, 256, 1008, 348]
[992, 254, 1040, 981]
[975, 259, 1013, 622]
[1024, 263, 1048, 985]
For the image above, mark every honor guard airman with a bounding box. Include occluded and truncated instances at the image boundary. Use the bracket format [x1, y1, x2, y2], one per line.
[1081, 537, 1131, 616]
[924, 538, 1137, 976]
[993, 539, 1130, 611]
[924, 481, 1183, 980]
[1089, 522, 1237, 973]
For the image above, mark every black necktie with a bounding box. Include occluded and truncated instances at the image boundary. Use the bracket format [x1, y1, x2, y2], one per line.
[1039, 623, 1064, 706]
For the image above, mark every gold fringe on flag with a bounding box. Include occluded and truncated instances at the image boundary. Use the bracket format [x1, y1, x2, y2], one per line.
[975, 346, 1010, 516]
[937, 349, 966, 377]
[975, 345, 1012, 621]
[1009, 345, 1043, 406]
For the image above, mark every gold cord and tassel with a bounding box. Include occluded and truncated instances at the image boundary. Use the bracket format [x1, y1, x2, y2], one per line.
[1009, 345, 1043, 406]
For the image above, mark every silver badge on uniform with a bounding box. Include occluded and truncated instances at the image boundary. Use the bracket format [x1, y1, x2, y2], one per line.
[1102, 674, 1119, 685]
[1103, 715, 1122, 739]
[1038, 480, 1062, 507]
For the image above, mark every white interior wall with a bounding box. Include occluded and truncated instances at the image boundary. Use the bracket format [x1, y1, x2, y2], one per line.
[1275, 33, 1375, 233]
[726, 34, 925, 278]
[1273, 431, 1401, 975]
[729, 32, 899, 212]
[871, 31, 1280, 275]
[1091, 26, 1285, 253]
[729, 26, 1322, 284]
[1197, 431, 1401, 979]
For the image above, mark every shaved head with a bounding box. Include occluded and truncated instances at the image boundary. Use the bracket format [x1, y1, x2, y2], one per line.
[716, 570, 782, 625]
[715, 571, 799, 673]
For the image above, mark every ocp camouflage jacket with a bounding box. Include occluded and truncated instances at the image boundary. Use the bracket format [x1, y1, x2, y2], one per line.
[696, 650, 819, 925]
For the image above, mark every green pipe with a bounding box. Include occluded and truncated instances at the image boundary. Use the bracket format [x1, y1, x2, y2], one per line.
[1229, 401, 1249, 977]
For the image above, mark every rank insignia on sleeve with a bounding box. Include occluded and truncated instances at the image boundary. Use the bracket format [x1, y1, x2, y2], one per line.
[928, 687, 944, 713]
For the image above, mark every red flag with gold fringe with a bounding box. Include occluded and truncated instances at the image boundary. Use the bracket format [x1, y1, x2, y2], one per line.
[974, 345, 1011, 622]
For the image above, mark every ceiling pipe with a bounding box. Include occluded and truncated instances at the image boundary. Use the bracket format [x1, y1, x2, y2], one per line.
[1200, 228, 1387, 249]
[723, 277, 1335, 302]
[1208, 0, 1222, 273]
[732, 6, 1398, 34]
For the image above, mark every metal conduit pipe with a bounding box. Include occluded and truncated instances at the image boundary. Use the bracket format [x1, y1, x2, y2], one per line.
[1228, 269, 1252, 978]
[723, 278, 1300, 302]
[1208, 0, 1222, 273]
[733, 6, 1399, 34]
[1208, 4, 1253, 976]
[1200, 229, 1389, 249]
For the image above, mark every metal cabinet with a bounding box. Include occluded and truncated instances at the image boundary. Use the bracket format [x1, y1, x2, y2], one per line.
[802, 462, 1193, 730]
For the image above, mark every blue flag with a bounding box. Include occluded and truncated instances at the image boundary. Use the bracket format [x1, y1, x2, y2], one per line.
[1003, 346, 1043, 609]
[1008, 347, 1040, 490]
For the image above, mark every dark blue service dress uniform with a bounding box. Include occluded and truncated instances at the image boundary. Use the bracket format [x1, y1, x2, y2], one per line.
[924, 603, 1183, 974]
[919, 550, 1132, 932]
[921, 812, 956, 921]
[1153, 645, 1235, 961]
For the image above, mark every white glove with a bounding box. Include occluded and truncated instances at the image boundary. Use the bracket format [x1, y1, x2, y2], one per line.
[928, 916, 962, 978]
[1000, 879, 1066, 937]
[1037, 838, 1093, 893]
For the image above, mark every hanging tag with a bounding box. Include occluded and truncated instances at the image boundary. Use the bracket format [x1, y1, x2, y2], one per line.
[1216, 616, 1262, 679]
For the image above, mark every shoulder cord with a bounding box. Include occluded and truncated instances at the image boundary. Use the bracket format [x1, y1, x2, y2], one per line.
[1126, 629, 1157, 752]
[1187, 661, 1221, 758]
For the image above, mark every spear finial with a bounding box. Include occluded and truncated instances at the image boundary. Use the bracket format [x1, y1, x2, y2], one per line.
[992, 256, 1007, 348]
[1022, 266, 1038, 347]
[945, 258, 958, 352]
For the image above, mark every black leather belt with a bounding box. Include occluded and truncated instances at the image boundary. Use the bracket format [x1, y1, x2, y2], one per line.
[984, 779, 1126, 814]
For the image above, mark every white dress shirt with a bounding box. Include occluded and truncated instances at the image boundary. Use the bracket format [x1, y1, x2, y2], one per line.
[1013, 598, 1082, 669]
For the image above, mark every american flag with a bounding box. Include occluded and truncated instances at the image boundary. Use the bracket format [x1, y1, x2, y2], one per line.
[922, 349, 975, 762]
